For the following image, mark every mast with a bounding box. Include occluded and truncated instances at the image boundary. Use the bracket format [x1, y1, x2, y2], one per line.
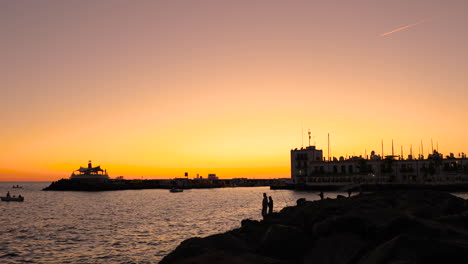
[308, 129, 311, 147]
[328, 133, 330, 162]
[401, 145, 403, 160]
[381, 139, 384, 159]
[392, 139, 394, 156]
[301, 122, 304, 148]
[421, 140, 424, 158]
[431, 138, 434, 154]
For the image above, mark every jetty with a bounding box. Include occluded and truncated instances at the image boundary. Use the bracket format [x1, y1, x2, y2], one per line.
[271, 182, 468, 192]
[43, 161, 288, 191]
[43, 178, 284, 191]
[160, 190, 468, 264]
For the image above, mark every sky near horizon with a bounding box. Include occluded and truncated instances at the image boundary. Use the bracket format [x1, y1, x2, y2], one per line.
[1, 0, 468, 181]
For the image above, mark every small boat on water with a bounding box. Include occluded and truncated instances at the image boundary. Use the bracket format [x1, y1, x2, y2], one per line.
[170, 188, 183, 193]
[1, 196, 24, 202]
[12, 185, 22, 188]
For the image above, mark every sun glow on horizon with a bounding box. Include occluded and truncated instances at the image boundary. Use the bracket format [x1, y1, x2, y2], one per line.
[1, 1, 468, 181]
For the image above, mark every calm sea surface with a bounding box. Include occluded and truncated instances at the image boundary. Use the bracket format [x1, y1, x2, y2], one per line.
[0, 182, 341, 264]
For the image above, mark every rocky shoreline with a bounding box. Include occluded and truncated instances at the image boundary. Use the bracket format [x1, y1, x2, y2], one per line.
[160, 190, 468, 264]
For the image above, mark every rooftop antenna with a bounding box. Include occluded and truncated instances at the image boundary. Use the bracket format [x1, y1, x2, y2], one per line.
[410, 144, 413, 157]
[431, 138, 434, 154]
[401, 145, 403, 160]
[437, 142, 439, 152]
[392, 139, 394, 156]
[328, 133, 330, 162]
[308, 129, 311, 146]
[421, 140, 424, 158]
[301, 121, 304, 148]
[381, 139, 384, 158]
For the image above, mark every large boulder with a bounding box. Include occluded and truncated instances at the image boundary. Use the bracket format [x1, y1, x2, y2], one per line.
[161, 250, 285, 264]
[359, 234, 468, 264]
[159, 233, 251, 264]
[303, 232, 367, 264]
[259, 224, 308, 260]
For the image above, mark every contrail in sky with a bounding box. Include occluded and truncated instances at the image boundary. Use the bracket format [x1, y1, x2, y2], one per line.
[381, 18, 432, 37]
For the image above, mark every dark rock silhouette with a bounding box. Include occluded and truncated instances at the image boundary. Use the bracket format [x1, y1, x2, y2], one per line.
[296, 198, 306, 206]
[336, 194, 346, 199]
[159, 190, 468, 264]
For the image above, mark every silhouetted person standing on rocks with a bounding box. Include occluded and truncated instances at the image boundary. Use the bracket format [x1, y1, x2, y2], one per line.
[347, 189, 352, 197]
[268, 196, 274, 215]
[262, 193, 268, 218]
[319, 191, 324, 200]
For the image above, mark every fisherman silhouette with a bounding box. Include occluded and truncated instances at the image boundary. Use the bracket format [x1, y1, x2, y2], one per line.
[268, 196, 274, 215]
[262, 193, 268, 218]
[6, 191, 10, 198]
[347, 189, 352, 197]
[319, 191, 324, 200]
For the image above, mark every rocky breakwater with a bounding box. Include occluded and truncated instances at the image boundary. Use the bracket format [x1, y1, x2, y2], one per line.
[160, 190, 468, 264]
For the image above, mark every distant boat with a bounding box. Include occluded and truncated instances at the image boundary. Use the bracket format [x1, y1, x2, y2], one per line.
[170, 188, 183, 193]
[12, 185, 22, 188]
[1, 196, 24, 202]
[270, 184, 295, 190]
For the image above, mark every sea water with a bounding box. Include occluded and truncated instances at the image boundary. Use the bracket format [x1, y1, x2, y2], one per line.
[1, 182, 332, 263]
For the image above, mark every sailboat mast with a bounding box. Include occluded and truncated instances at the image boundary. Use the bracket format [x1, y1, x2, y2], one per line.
[381, 139, 384, 158]
[301, 122, 304, 148]
[421, 140, 424, 158]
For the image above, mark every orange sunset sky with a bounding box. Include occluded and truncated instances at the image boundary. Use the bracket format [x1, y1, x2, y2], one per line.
[1, 0, 468, 181]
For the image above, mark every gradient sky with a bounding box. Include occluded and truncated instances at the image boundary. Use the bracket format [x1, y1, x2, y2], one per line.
[1, 0, 468, 181]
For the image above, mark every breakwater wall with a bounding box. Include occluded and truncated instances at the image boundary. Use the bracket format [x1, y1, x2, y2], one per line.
[43, 178, 284, 191]
[277, 183, 468, 192]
